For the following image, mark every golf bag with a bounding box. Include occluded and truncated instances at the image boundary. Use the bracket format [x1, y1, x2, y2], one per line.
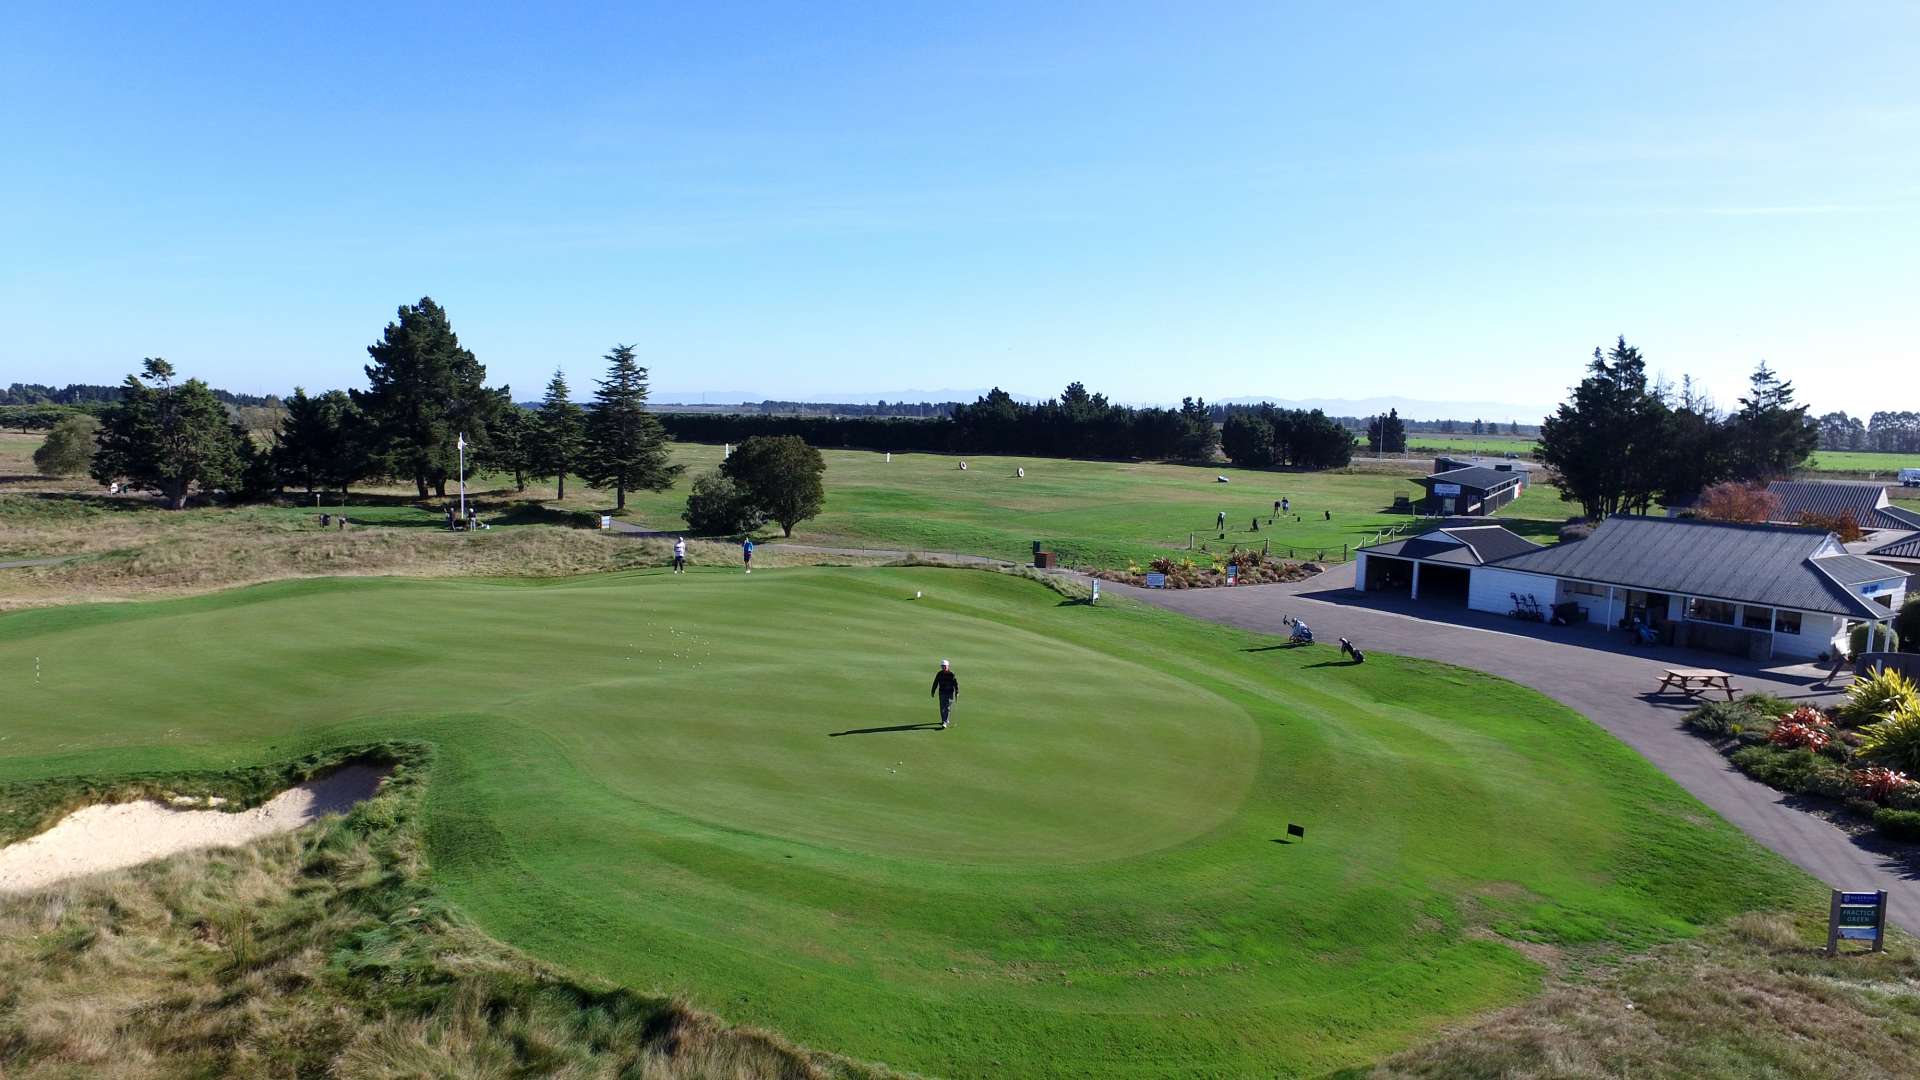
[1339, 637, 1365, 663]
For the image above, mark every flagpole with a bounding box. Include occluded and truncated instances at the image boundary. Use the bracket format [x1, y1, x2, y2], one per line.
[458, 432, 467, 529]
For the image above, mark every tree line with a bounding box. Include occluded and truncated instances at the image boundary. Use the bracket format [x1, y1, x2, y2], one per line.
[1538, 337, 1818, 519]
[53, 298, 681, 511]
[1816, 411, 1920, 455]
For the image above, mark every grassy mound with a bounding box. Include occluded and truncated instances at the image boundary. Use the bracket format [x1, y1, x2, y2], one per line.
[0, 566, 1808, 1076]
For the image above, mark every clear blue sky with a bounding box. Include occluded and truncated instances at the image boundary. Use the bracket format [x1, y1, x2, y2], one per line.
[3, 2, 1914, 417]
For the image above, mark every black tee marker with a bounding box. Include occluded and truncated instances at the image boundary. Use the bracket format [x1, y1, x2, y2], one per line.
[1286, 823, 1306, 840]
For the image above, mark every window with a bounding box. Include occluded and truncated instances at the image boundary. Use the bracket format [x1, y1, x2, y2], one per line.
[1742, 607, 1773, 630]
[1568, 582, 1606, 597]
[1686, 598, 1736, 625]
[1775, 611, 1802, 635]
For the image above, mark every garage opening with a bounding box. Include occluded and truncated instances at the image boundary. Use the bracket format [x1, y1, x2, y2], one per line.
[1364, 556, 1415, 593]
[1417, 564, 1471, 604]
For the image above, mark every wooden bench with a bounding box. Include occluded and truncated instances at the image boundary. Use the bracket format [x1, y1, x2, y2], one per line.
[1656, 668, 1737, 701]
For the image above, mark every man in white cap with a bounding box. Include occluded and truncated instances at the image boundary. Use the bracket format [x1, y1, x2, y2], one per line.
[672, 536, 687, 574]
[930, 659, 959, 729]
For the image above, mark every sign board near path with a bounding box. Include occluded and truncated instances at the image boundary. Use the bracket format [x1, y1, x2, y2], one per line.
[1432, 482, 1462, 496]
[1827, 889, 1888, 953]
[1145, 572, 1166, 589]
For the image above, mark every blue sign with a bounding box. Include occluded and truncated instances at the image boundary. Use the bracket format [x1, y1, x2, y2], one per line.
[1145, 572, 1167, 589]
[1841, 891, 1882, 905]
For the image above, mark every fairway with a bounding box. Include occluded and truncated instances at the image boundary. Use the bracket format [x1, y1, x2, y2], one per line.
[616, 444, 1570, 566]
[0, 566, 1803, 1076]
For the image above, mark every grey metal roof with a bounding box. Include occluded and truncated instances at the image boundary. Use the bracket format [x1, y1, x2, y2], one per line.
[1439, 525, 1545, 564]
[1868, 532, 1920, 562]
[1487, 516, 1895, 618]
[1884, 504, 1920, 529]
[1815, 553, 1906, 586]
[1421, 466, 1525, 491]
[1767, 481, 1913, 531]
[1360, 525, 1541, 566]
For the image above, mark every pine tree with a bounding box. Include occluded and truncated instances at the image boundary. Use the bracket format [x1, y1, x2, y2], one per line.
[1726, 361, 1818, 480]
[91, 358, 248, 509]
[1538, 337, 1671, 519]
[531, 369, 586, 499]
[580, 345, 681, 510]
[352, 298, 501, 498]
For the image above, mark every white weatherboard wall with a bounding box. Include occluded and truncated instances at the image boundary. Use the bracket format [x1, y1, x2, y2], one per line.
[1468, 568, 1557, 615]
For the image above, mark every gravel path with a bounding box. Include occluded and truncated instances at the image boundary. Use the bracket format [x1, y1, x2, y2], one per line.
[0, 765, 389, 894]
[1098, 562, 1920, 929]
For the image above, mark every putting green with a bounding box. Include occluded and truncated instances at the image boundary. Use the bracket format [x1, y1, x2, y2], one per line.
[0, 567, 1804, 1077]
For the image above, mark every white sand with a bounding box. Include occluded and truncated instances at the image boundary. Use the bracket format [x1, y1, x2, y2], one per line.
[0, 765, 389, 895]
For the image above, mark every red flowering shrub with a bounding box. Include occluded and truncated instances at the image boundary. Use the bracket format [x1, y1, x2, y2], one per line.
[1853, 766, 1916, 804]
[1770, 716, 1834, 752]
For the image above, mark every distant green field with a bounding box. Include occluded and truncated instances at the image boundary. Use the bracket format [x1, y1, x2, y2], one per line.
[0, 566, 1806, 1076]
[1396, 434, 1540, 456]
[1805, 449, 1920, 475]
[619, 445, 1570, 566]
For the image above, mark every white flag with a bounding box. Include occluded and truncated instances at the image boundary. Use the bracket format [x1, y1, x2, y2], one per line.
[457, 433, 467, 451]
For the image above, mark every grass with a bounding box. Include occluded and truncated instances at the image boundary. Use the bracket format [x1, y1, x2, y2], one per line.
[615, 444, 1572, 566]
[0, 744, 874, 1078]
[0, 565, 1811, 1076]
[1806, 448, 1920, 475]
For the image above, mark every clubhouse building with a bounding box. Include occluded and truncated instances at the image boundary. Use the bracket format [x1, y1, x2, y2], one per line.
[1357, 516, 1907, 661]
[1410, 461, 1527, 517]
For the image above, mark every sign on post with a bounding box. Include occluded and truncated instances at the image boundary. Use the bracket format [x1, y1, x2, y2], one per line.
[599, 515, 612, 530]
[1089, 579, 1100, 605]
[1227, 563, 1239, 585]
[1826, 889, 1889, 954]
[1432, 482, 1462, 496]
[1144, 572, 1167, 589]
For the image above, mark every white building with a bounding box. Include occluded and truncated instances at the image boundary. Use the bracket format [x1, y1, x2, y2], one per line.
[1358, 517, 1906, 661]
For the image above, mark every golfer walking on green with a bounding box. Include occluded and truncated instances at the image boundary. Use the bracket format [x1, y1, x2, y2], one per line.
[931, 659, 959, 729]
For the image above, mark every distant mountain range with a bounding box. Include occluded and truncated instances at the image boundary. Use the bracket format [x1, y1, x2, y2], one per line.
[652, 389, 1556, 423]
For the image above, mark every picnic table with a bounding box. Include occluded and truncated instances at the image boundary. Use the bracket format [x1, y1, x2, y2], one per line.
[1656, 668, 1738, 701]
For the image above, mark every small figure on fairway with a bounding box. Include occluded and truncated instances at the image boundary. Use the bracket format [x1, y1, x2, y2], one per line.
[742, 537, 754, 573]
[931, 659, 959, 729]
[673, 536, 687, 574]
[1216, 510, 1227, 530]
[1251, 517, 1259, 532]
[1324, 509, 1331, 521]
[1281, 497, 1290, 514]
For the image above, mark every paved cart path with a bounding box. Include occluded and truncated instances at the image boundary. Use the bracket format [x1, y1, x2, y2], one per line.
[1101, 561, 1919, 930]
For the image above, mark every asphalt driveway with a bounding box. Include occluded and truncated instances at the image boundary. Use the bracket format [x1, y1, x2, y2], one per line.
[1102, 561, 1920, 930]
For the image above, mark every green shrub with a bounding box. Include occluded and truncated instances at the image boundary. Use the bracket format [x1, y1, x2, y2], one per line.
[1837, 668, 1920, 727]
[683, 470, 765, 536]
[1682, 700, 1752, 737]
[1801, 765, 1857, 801]
[1857, 703, 1920, 774]
[1873, 808, 1920, 842]
[1850, 621, 1901, 656]
[1740, 692, 1797, 720]
[1846, 797, 1883, 819]
[1729, 745, 1825, 794]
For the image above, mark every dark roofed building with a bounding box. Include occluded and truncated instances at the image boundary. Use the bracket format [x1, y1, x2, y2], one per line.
[1412, 464, 1526, 517]
[1867, 532, 1920, 586]
[1766, 481, 1920, 532]
[1358, 516, 1907, 660]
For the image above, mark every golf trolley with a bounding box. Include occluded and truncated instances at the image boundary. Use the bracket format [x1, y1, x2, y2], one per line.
[1508, 592, 1545, 622]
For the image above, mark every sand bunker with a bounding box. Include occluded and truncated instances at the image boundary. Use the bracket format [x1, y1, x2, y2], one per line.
[0, 765, 389, 895]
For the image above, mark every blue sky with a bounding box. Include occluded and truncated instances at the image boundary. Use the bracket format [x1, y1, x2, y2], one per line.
[2, 2, 1914, 417]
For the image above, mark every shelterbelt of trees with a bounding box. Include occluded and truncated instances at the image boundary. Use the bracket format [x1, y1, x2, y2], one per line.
[1538, 337, 1820, 519]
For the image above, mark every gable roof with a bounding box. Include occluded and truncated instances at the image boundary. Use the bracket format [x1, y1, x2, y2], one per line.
[1766, 481, 1916, 531]
[1419, 465, 1525, 491]
[1487, 516, 1897, 618]
[1359, 525, 1542, 566]
[1868, 532, 1920, 562]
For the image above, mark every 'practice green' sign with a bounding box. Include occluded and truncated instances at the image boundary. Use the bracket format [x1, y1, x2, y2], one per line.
[1826, 890, 1888, 954]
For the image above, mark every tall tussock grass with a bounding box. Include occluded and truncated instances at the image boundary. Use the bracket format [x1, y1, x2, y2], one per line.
[0, 746, 885, 1079]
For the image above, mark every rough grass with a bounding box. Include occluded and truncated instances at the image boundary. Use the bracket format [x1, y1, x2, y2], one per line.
[0, 494, 881, 610]
[1365, 912, 1920, 1079]
[0, 745, 883, 1079]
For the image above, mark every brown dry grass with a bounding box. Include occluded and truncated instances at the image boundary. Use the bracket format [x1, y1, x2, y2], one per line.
[1366, 911, 1920, 1079]
[0, 750, 887, 1080]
